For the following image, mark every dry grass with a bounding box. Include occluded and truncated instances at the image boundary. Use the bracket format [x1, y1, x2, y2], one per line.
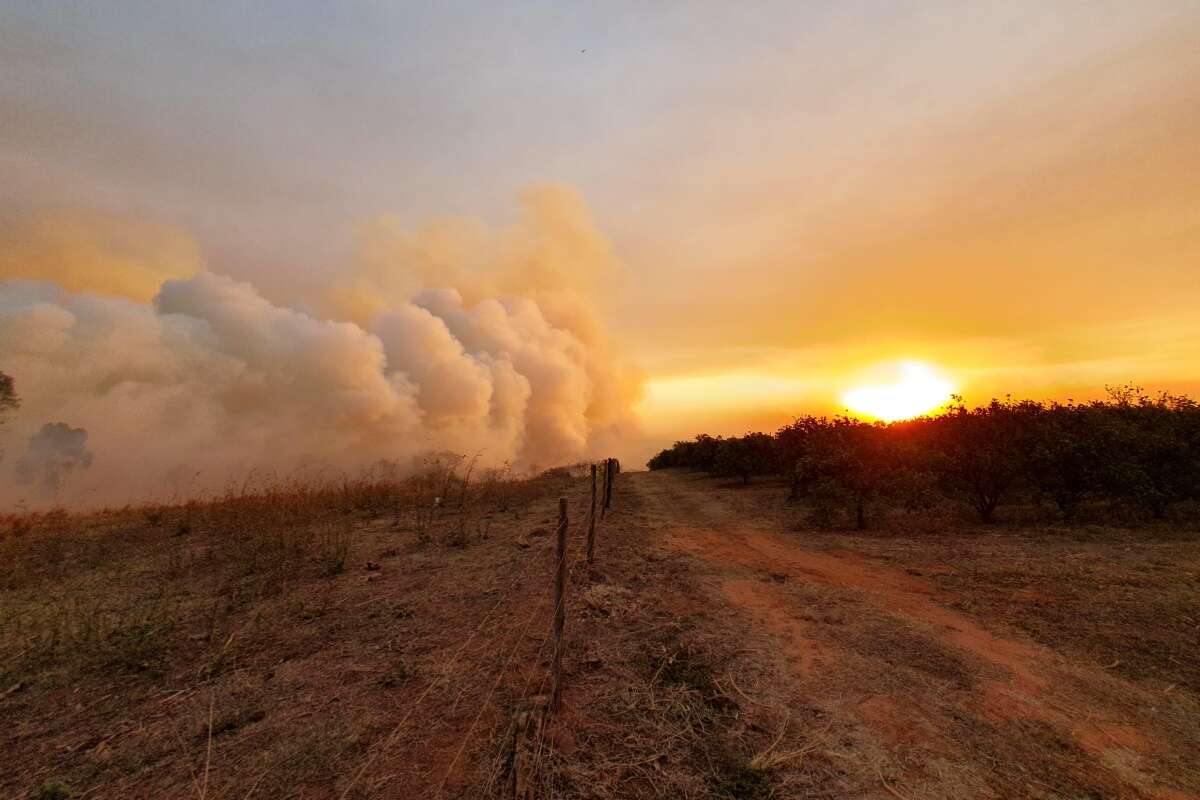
[779, 500, 1200, 694]
[0, 459, 581, 799]
[4, 465, 1199, 798]
[485, 529, 784, 800]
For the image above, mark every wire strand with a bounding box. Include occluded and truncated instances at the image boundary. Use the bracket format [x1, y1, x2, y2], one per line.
[342, 469, 607, 798]
[430, 566, 558, 798]
[338, 538, 549, 799]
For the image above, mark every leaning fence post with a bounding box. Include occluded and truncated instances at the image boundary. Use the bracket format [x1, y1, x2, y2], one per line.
[551, 497, 567, 712]
[587, 464, 598, 563]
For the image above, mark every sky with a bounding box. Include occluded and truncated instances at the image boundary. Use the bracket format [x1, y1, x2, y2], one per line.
[2, 1, 1199, 478]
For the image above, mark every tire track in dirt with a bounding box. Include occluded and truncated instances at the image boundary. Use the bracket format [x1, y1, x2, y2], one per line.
[634, 470, 1044, 692]
[630, 469, 1195, 800]
[718, 578, 824, 677]
[668, 524, 1048, 695]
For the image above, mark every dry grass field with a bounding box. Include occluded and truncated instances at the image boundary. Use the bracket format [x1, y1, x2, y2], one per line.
[2, 467, 1199, 799]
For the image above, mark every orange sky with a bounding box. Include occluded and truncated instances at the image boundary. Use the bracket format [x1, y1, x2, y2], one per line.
[607, 22, 1200, 444]
[2, 2, 1199, 467]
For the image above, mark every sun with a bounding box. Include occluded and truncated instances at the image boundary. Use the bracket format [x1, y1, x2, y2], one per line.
[842, 360, 955, 422]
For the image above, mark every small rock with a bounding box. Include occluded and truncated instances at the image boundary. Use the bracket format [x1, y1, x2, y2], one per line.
[365, 561, 381, 571]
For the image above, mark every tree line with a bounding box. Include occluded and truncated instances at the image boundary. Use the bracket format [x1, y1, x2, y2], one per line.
[648, 387, 1200, 527]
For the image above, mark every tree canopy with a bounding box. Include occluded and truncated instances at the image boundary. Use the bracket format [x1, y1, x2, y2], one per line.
[649, 388, 1200, 525]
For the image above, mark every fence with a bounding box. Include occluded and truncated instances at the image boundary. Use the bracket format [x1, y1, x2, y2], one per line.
[508, 456, 620, 798]
[337, 457, 623, 800]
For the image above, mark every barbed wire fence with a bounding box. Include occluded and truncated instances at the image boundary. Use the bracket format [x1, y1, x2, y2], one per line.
[338, 457, 622, 800]
[507, 457, 621, 798]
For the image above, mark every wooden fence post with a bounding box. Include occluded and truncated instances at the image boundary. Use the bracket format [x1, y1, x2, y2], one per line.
[587, 464, 597, 564]
[507, 695, 547, 800]
[551, 497, 567, 712]
[604, 457, 615, 515]
[600, 459, 609, 519]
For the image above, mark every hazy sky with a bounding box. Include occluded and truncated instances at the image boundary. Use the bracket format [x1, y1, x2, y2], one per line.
[3, 1, 1199, 444]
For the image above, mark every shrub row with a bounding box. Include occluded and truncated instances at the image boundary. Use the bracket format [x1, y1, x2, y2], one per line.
[648, 388, 1200, 526]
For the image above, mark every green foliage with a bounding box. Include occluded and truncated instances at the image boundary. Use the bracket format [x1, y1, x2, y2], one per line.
[713, 432, 778, 484]
[647, 387, 1200, 523]
[648, 434, 726, 472]
[1023, 402, 1108, 519]
[1100, 388, 1200, 517]
[793, 417, 896, 529]
[649, 432, 781, 484]
[928, 397, 1037, 522]
[802, 476, 849, 529]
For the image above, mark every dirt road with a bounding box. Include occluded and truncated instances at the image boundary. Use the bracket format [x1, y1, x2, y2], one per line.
[618, 469, 1199, 799]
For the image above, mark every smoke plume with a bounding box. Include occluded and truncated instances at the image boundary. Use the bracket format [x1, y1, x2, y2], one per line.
[0, 187, 642, 506]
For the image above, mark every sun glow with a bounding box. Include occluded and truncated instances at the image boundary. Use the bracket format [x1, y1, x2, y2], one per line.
[842, 361, 955, 422]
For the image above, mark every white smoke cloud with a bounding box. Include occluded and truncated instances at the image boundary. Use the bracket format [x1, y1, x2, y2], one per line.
[0, 188, 643, 506]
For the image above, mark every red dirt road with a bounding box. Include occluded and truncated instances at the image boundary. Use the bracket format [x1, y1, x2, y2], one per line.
[627, 469, 1200, 800]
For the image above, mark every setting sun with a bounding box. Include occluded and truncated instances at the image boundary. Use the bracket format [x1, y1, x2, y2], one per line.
[842, 361, 955, 422]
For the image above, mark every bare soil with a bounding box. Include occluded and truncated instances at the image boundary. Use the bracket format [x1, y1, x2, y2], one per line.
[614, 469, 1200, 799]
[3, 468, 1198, 799]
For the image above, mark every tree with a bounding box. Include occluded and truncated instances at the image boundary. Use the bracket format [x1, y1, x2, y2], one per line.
[647, 386, 1200, 525]
[1102, 390, 1200, 518]
[0, 371, 15, 412]
[776, 415, 827, 499]
[931, 398, 1033, 522]
[648, 434, 717, 471]
[713, 432, 778, 484]
[1022, 402, 1105, 520]
[0, 370, 18, 461]
[792, 417, 895, 529]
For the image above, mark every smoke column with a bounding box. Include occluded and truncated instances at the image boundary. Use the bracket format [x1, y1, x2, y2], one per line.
[0, 186, 642, 506]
